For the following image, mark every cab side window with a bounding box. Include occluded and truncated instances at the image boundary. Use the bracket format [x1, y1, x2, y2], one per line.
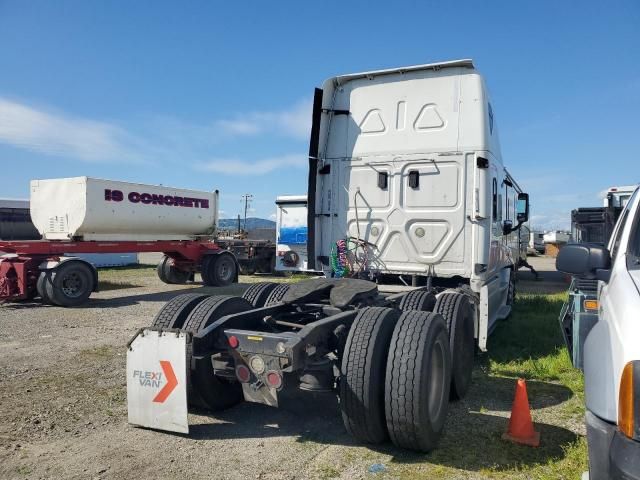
[611, 189, 638, 262]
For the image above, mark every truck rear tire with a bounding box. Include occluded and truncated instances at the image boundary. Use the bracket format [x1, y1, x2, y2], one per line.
[385, 311, 451, 452]
[45, 261, 95, 307]
[182, 296, 253, 411]
[264, 283, 290, 306]
[241, 282, 278, 308]
[340, 306, 400, 444]
[202, 254, 236, 287]
[151, 293, 209, 329]
[433, 292, 475, 400]
[398, 290, 436, 312]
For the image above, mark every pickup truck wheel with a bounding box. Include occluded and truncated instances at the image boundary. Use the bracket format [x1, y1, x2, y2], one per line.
[45, 261, 95, 307]
[241, 282, 278, 308]
[202, 254, 236, 287]
[37, 271, 54, 305]
[151, 293, 209, 329]
[264, 283, 290, 306]
[398, 290, 436, 312]
[434, 292, 475, 400]
[183, 296, 253, 411]
[340, 306, 400, 444]
[385, 311, 451, 452]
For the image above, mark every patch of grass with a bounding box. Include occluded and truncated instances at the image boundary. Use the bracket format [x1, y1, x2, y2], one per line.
[16, 465, 32, 475]
[79, 344, 116, 359]
[98, 279, 142, 291]
[316, 464, 341, 479]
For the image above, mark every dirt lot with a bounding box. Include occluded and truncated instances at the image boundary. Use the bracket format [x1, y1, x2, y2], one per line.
[0, 257, 585, 480]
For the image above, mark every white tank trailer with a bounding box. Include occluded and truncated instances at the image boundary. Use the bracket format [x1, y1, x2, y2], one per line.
[30, 177, 218, 241]
[0, 177, 237, 307]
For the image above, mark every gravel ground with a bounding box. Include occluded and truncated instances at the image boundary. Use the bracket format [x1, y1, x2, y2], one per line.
[0, 258, 578, 480]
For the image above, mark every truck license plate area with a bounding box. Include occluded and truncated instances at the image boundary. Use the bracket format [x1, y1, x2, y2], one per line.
[126, 329, 188, 434]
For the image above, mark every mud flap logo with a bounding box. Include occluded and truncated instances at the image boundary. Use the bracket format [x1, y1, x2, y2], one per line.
[131, 360, 178, 403]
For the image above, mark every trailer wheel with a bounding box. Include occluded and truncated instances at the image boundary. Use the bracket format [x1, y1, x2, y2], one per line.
[385, 311, 451, 452]
[340, 306, 400, 444]
[44, 261, 95, 307]
[398, 290, 436, 312]
[434, 292, 475, 400]
[151, 293, 209, 329]
[264, 283, 290, 306]
[36, 271, 54, 305]
[241, 282, 278, 308]
[202, 254, 236, 287]
[238, 263, 256, 275]
[156, 256, 170, 283]
[183, 296, 253, 411]
[157, 255, 190, 284]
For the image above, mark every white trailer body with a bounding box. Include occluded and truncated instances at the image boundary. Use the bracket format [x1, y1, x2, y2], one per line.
[308, 60, 528, 349]
[274, 195, 319, 273]
[30, 177, 218, 241]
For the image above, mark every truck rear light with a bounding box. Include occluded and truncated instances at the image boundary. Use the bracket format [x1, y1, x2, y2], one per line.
[249, 355, 266, 374]
[266, 371, 282, 389]
[236, 365, 250, 383]
[619, 361, 639, 439]
[583, 299, 598, 311]
[228, 335, 239, 349]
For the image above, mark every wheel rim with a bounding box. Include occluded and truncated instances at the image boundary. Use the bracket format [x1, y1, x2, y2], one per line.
[218, 258, 234, 281]
[61, 271, 85, 298]
[428, 339, 446, 420]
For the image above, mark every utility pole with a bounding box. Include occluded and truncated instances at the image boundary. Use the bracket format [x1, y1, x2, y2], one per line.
[240, 194, 253, 232]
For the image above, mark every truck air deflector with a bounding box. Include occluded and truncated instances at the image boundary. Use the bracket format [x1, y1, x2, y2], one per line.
[307, 87, 323, 271]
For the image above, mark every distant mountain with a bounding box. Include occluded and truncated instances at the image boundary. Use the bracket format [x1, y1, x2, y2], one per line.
[218, 217, 276, 231]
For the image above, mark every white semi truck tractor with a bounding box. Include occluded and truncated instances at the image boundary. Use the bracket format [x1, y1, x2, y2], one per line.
[127, 60, 529, 453]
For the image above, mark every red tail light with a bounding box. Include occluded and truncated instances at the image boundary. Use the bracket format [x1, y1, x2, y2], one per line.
[228, 335, 239, 349]
[266, 371, 282, 389]
[236, 365, 250, 383]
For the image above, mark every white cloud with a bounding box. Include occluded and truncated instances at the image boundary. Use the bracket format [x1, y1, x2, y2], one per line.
[197, 153, 306, 175]
[215, 99, 311, 140]
[0, 97, 145, 163]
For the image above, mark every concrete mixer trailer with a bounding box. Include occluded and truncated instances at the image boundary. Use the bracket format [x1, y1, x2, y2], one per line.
[0, 177, 239, 307]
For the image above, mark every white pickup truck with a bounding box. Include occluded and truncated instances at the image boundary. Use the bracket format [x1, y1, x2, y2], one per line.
[557, 185, 640, 479]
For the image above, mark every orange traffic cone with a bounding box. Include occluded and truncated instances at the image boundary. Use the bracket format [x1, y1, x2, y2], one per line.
[502, 378, 540, 447]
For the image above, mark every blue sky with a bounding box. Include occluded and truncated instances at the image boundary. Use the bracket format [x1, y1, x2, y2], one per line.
[0, 1, 638, 229]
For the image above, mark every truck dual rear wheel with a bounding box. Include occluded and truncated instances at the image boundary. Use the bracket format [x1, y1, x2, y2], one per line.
[241, 282, 278, 308]
[340, 306, 400, 444]
[151, 293, 209, 329]
[263, 283, 290, 306]
[182, 296, 253, 411]
[201, 254, 237, 287]
[385, 311, 452, 452]
[45, 261, 95, 307]
[434, 292, 475, 400]
[398, 290, 437, 312]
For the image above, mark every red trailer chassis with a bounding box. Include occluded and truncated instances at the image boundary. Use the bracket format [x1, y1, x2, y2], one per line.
[0, 239, 231, 303]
